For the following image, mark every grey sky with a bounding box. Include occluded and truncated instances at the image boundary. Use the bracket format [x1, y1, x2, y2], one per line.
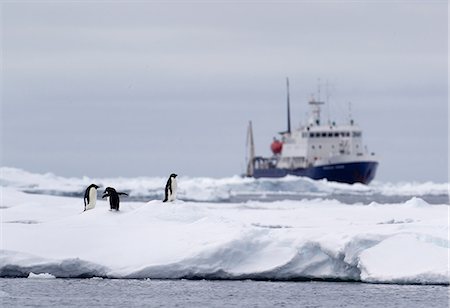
[1, 1, 448, 182]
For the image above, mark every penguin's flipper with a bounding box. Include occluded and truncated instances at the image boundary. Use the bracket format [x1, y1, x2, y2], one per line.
[102, 193, 109, 199]
[118, 192, 128, 196]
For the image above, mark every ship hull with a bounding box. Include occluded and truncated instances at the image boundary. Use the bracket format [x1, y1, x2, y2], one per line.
[253, 161, 378, 184]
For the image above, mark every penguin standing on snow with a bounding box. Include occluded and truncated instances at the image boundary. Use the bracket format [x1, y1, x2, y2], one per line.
[163, 173, 178, 202]
[84, 184, 100, 211]
[102, 187, 128, 211]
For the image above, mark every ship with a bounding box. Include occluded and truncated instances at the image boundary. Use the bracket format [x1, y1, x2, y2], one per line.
[245, 79, 378, 184]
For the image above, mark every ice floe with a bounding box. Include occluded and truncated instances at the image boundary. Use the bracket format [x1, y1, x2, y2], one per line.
[1, 185, 448, 284]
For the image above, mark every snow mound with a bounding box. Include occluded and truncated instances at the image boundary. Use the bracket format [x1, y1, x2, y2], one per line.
[27, 272, 56, 279]
[1, 187, 448, 284]
[359, 234, 449, 284]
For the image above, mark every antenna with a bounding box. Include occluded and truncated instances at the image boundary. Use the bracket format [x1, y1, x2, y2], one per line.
[348, 101, 354, 125]
[286, 77, 291, 134]
[317, 78, 321, 102]
[326, 80, 330, 124]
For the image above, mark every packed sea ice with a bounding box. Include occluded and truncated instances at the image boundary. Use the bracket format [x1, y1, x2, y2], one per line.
[1, 167, 448, 203]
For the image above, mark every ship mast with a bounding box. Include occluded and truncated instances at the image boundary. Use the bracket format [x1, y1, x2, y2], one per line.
[309, 81, 325, 126]
[246, 120, 255, 177]
[286, 77, 291, 134]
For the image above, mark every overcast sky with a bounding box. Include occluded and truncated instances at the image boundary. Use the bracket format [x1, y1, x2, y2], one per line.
[1, 1, 448, 182]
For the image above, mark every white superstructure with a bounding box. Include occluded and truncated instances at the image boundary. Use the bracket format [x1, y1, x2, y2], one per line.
[277, 98, 376, 169]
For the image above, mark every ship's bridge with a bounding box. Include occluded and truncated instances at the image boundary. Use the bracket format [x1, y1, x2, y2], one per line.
[278, 123, 370, 169]
[300, 124, 362, 139]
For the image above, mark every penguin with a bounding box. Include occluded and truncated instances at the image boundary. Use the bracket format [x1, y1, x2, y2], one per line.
[84, 184, 100, 211]
[163, 173, 178, 202]
[102, 187, 128, 211]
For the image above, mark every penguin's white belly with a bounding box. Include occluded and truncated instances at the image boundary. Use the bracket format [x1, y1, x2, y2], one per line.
[86, 189, 97, 210]
[169, 180, 177, 201]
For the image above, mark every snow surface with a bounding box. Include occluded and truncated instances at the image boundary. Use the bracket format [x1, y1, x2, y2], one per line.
[1, 185, 449, 284]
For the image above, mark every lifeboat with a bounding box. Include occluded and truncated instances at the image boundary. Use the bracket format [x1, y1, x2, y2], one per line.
[270, 139, 283, 155]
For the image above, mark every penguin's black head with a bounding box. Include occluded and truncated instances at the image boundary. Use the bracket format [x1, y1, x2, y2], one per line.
[88, 183, 100, 190]
[102, 187, 116, 198]
[170, 173, 177, 178]
[104, 187, 116, 193]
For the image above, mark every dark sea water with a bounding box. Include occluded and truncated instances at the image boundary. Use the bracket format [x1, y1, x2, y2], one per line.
[1, 278, 448, 308]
